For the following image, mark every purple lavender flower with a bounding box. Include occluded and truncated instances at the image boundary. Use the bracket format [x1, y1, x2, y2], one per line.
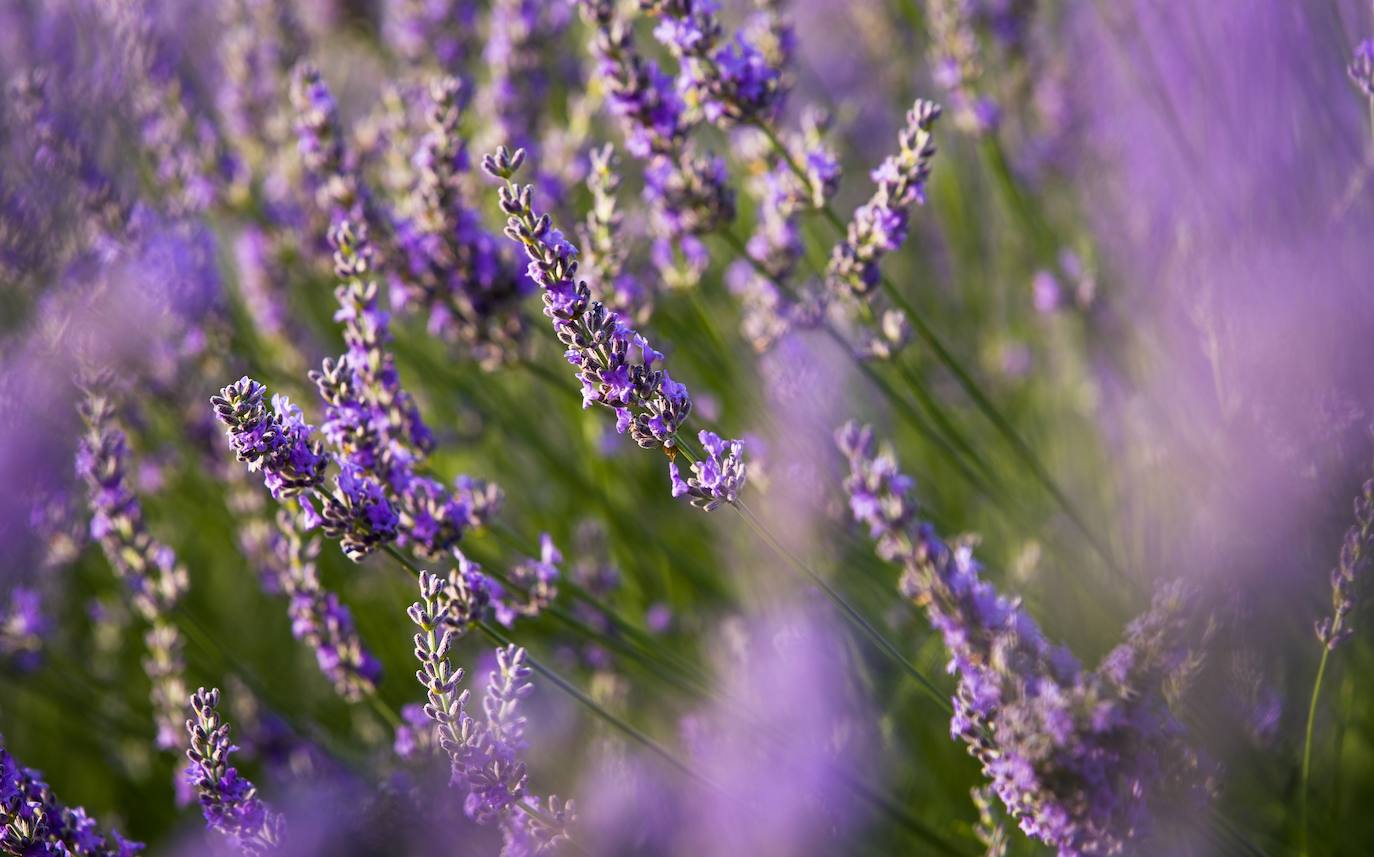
[1315, 477, 1374, 649]
[828, 99, 941, 299]
[500, 534, 562, 623]
[406, 572, 572, 846]
[394, 75, 529, 368]
[928, 0, 999, 135]
[313, 462, 401, 562]
[0, 587, 47, 671]
[76, 383, 189, 749]
[1, 735, 143, 856]
[273, 511, 382, 699]
[184, 687, 286, 856]
[290, 63, 372, 229]
[211, 377, 328, 501]
[384, 0, 479, 73]
[578, 144, 652, 322]
[669, 431, 747, 511]
[481, 0, 575, 157]
[101, 0, 225, 215]
[838, 422, 1212, 855]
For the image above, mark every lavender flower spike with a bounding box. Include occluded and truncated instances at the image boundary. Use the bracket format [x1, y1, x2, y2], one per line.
[77, 383, 189, 750]
[670, 430, 747, 511]
[837, 422, 1212, 855]
[485, 145, 748, 507]
[2, 735, 143, 856]
[184, 687, 286, 856]
[407, 572, 574, 849]
[1316, 477, 1374, 649]
[212, 377, 328, 501]
[827, 99, 941, 299]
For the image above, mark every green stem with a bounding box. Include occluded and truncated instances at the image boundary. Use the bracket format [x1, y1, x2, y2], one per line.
[1299, 644, 1333, 857]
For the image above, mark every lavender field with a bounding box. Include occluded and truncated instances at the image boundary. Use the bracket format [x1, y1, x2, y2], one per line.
[2, 1, 1373, 855]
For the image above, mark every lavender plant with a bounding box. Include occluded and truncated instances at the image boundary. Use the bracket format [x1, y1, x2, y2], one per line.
[184, 687, 286, 855]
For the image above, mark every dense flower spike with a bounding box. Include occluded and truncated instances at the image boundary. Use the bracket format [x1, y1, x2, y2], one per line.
[76, 384, 189, 749]
[395, 75, 528, 368]
[211, 377, 328, 500]
[406, 572, 573, 849]
[1316, 477, 1374, 649]
[184, 688, 286, 856]
[1, 736, 143, 856]
[828, 99, 941, 299]
[670, 431, 747, 511]
[486, 146, 690, 451]
[838, 422, 1212, 855]
[488, 145, 747, 506]
[481, 0, 574, 156]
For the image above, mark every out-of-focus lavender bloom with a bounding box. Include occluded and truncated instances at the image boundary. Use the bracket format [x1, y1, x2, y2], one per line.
[384, 0, 479, 74]
[212, 377, 328, 501]
[928, 0, 999, 135]
[100, 0, 225, 216]
[578, 0, 687, 158]
[481, 0, 575, 157]
[394, 76, 528, 369]
[1349, 39, 1374, 100]
[828, 99, 941, 299]
[184, 687, 286, 856]
[290, 64, 374, 231]
[406, 572, 574, 849]
[76, 383, 189, 749]
[971, 784, 1009, 857]
[669, 431, 747, 511]
[500, 534, 562, 624]
[0, 587, 48, 671]
[218, 0, 303, 182]
[1, 735, 143, 856]
[1316, 476, 1374, 650]
[273, 510, 382, 699]
[644, 0, 783, 126]
[578, 144, 651, 323]
[838, 422, 1212, 855]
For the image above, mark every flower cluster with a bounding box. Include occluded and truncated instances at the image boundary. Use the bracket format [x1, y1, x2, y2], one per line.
[487, 145, 749, 508]
[643, 0, 785, 125]
[670, 431, 747, 511]
[1316, 477, 1374, 649]
[481, 0, 575, 157]
[211, 377, 327, 501]
[184, 687, 286, 856]
[579, 0, 735, 282]
[838, 422, 1212, 855]
[394, 75, 529, 368]
[498, 533, 563, 624]
[314, 219, 497, 560]
[578, 144, 650, 322]
[76, 384, 189, 749]
[828, 99, 942, 299]
[1, 736, 142, 856]
[101, 0, 224, 216]
[407, 571, 573, 850]
[487, 146, 691, 451]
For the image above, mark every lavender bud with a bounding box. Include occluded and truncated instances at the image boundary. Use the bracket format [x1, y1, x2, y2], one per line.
[184, 687, 286, 855]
